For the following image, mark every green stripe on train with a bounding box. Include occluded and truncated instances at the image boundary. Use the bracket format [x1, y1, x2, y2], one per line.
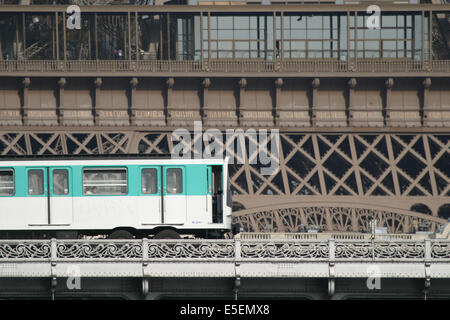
[0, 164, 219, 197]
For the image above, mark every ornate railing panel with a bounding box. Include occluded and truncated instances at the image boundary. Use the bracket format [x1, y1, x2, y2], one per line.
[0, 241, 51, 260]
[335, 241, 426, 260]
[147, 240, 235, 259]
[240, 241, 329, 259]
[56, 240, 143, 260]
[335, 241, 373, 259]
[431, 241, 450, 259]
[0, 239, 448, 262]
[373, 241, 425, 259]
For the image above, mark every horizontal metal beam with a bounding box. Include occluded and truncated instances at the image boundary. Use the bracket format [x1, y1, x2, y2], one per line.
[0, 60, 448, 77]
[1, 127, 449, 133]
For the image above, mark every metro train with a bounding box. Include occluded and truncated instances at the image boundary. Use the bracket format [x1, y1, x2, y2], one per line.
[0, 155, 234, 239]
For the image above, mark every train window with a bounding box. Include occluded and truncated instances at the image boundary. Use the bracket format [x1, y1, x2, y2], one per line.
[0, 170, 14, 196]
[166, 168, 182, 194]
[53, 169, 69, 195]
[142, 168, 157, 194]
[28, 170, 44, 195]
[83, 168, 128, 195]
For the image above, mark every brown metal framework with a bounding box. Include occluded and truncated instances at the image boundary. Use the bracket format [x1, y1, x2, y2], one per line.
[0, 5, 448, 77]
[0, 3, 449, 233]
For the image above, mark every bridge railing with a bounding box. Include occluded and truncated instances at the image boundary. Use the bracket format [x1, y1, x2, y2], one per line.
[0, 238, 449, 262]
[0, 60, 449, 74]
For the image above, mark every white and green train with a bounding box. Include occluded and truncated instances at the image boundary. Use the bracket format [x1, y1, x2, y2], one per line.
[0, 156, 234, 239]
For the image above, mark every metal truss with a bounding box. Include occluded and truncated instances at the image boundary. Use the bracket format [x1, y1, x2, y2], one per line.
[0, 130, 449, 232]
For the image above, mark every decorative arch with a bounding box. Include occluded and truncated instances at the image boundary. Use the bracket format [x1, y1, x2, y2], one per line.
[410, 203, 432, 215]
[233, 202, 446, 234]
[438, 204, 450, 220]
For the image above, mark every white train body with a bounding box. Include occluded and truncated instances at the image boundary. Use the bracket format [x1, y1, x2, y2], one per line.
[0, 157, 233, 238]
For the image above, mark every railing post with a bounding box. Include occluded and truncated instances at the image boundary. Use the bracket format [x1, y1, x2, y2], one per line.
[51, 238, 57, 262]
[50, 238, 57, 300]
[235, 238, 241, 260]
[329, 239, 335, 261]
[424, 239, 431, 295]
[234, 238, 241, 300]
[425, 239, 431, 261]
[141, 237, 149, 296]
[328, 239, 335, 297]
[142, 237, 148, 262]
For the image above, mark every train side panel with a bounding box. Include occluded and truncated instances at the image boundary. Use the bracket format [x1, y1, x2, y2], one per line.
[0, 160, 231, 234]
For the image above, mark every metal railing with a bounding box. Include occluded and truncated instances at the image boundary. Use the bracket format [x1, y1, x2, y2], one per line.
[0, 238, 449, 262]
[0, 59, 449, 74]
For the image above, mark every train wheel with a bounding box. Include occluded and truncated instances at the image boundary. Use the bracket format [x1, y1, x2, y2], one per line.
[108, 230, 134, 239]
[153, 230, 181, 239]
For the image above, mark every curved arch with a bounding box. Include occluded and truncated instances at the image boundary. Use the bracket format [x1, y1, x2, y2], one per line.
[233, 201, 446, 234]
[410, 203, 432, 215]
[438, 204, 450, 220]
[232, 201, 246, 212]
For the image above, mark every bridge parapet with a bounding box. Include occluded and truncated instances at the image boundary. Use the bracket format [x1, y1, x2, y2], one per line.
[0, 238, 449, 278]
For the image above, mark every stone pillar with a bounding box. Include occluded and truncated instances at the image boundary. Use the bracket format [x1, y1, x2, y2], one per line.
[274, 77, 283, 126]
[22, 77, 30, 125]
[93, 77, 102, 125]
[311, 77, 320, 127]
[165, 77, 174, 126]
[347, 77, 358, 126]
[57, 77, 66, 126]
[238, 78, 247, 126]
[384, 77, 394, 126]
[129, 77, 138, 126]
[202, 77, 211, 125]
[422, 78, 435, 126]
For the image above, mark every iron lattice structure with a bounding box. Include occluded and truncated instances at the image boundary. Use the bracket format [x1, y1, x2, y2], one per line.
[0, 130, 448, 233]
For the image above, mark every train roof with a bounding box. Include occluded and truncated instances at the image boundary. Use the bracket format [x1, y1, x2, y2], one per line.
[0, 154, 228, 166]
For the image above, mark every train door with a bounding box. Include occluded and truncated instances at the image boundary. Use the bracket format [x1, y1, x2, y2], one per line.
[26, 167, 48, 225]
[211, 165, 223, 223]
[162, 167, 186, 224]
[139, 166, 162, 225]
[49, 168, 73, 225]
